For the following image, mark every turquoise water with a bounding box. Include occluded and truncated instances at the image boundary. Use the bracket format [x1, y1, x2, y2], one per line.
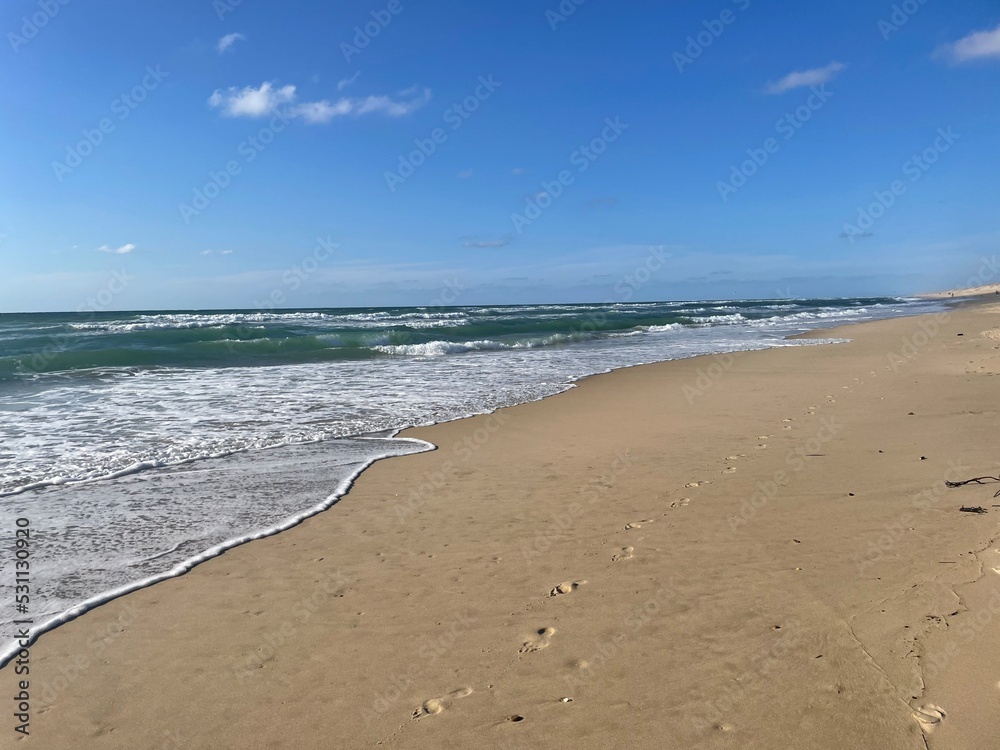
[0, 298, 914, 376]
[0, 298, 937, 495]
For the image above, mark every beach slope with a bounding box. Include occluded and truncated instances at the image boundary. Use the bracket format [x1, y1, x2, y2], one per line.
[5, 302, 1000, 749]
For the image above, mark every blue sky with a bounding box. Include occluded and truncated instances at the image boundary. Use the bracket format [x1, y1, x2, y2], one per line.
[1, 0, 998, 312]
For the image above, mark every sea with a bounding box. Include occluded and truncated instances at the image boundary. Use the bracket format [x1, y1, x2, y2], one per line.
[0, 297, 941, 662]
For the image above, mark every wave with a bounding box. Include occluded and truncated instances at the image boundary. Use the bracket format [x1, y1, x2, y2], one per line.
[0, 434, 436, 669]
[0, 298, 919, 380]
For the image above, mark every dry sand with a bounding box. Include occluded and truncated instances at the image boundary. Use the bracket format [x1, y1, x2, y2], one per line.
[5, 301, 1000, 749]
[921, 282, 1000, 300]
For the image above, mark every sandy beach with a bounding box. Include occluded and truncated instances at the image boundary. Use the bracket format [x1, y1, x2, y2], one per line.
[6, 299, 1000, 750]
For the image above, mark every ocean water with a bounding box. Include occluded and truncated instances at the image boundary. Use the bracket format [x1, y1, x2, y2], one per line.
[0, 298, 940, 661]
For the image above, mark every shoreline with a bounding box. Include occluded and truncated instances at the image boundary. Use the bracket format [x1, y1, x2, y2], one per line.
[0, 298, 995, 747]
[0, 305, 915, 666]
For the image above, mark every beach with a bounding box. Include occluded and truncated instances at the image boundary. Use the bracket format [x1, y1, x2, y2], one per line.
[5, 299, 1000, 749]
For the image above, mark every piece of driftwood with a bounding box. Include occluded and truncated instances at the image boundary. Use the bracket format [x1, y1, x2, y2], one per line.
[959, 506, 988, 514]
[945, 475, 1000, 498]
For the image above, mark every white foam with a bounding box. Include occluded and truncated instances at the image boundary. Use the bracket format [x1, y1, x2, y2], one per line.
[0, 434, 435, 668]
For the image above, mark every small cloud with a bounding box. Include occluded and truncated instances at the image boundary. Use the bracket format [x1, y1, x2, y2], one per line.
[208, 82, 431, 123]
[936, 24, 1000, 63]
[290, 99, 353, 124]
[511, 167, 526, 175]
[337, 72, 361, 91]
[220, 249, 234, 255]
[457, 168, 475, 179]
[462, 236, 510, 249]
[201, 249, 235, 256]
[217, 32, 245, 54]
[97, 243, 135, 255]
[208, 82, 296, 117]
[352, 87, 432, 116]
[765, 61, 845, 94]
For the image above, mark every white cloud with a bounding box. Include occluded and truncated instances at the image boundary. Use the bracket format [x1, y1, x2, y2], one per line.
[97, 243, 136, 255]
[208, 82, 431, 124]
[208, 82, 297, 118]
[765, 61, 846, 94]
[463, 237, 509, 249]
[353, 88, 432, 116]
[217, 32, 245, 54]
[201, 249, 235, 256]
[337, 72, 361, 91]
[937, 24, 1000, 63]
[290, 99, 353, 124]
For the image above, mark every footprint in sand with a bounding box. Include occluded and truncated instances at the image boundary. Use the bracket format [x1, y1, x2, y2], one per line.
[625, 519, 653, 530]
[913, 704, 946, 732]
[412, 687, 473, 718]
[686, 480, 711, 488]
[726, 455, 744, 461]
[520, 627, 556, 653]
[612, 546, 634, 561]
[550, 581, 587, 596]
[722, 467, 737, 474]
[669, 498, 691, 509]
